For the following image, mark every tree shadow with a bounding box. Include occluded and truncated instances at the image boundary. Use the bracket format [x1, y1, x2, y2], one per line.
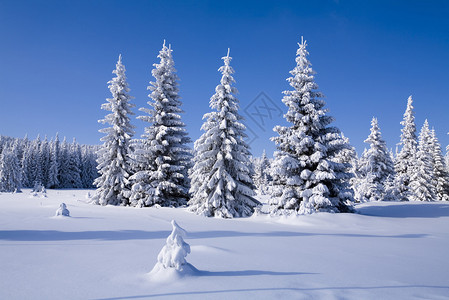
[0, 230, 171, 241]
[196, 269, 314, 277]
[0, 230, 427, 242]
[357, 203, 449, 218]
[95, 285, 449, 300]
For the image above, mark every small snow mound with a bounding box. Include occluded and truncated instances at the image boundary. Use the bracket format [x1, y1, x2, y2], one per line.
[148, 262, 198, 282]
[55, 203, 70, 217]
[148, 220, 196, 282]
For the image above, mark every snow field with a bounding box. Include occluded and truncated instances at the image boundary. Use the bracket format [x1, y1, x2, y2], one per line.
[1, 190, 449, 299]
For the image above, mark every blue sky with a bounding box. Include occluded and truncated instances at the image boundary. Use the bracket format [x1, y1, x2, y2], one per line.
[1, 0, 448, 157]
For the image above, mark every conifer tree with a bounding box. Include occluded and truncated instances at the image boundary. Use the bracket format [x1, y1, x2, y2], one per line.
[80, 145, 98, 188]
[47, 133, 60, 189]
[64, 139, 82, 188]
[93, 55, 135, 206]
[253, 150, 272, 195]
[0, 142, 22, 193]
[40, 136, 50, 187]
[409, 120, 436, 201]
[58, 137, 70, 188]
[333, 133, 358, 202]
[30, 135, 43, 188]
[354, 117, 394, 202]
[270, 37, 353, 215]
[129, 42, 192, 207]
[188, 49, 260, 218]
[430, 129, 449, 201]
[395, 96, 418, 201]
[20, 136, 31, 188]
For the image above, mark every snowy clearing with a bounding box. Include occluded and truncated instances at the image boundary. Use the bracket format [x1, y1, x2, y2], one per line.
[1, 190, 449, 299]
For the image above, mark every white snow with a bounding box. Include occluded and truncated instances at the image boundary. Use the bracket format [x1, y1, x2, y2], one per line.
[1, 189, 449, 299]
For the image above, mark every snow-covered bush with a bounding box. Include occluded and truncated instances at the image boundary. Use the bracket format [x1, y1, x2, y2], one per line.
[55, 203, 70, 217]
[149, 220, 196, 281]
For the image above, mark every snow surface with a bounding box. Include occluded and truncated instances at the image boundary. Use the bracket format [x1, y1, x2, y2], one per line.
[1, 191, 449, 299]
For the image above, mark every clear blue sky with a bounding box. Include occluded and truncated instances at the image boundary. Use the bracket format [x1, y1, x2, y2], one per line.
[1, 0, 448, 157]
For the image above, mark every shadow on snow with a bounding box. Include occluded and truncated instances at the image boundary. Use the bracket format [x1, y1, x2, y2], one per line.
[0, 230, 427, 242]
[357, 203, 449, 218]
[94, 285, 449, 300]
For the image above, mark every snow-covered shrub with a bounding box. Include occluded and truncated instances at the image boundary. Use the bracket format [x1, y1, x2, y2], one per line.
[55, 203, 70, 217]
[149, 220, 196, 281]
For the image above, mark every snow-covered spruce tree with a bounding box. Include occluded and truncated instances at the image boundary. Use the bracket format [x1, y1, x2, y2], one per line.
[93, 55, 135, 206]
[58, 137, 70, 188]
[253, 150, 272, 195]
[63, 139, 82, 188]
[409, 120, 436, 201]
[445, 145, 449, 175]
[47, 133, 60, 189]
[0, 142, 22, 193]
[39, 136, 50, 187]
[333, 133, 357, 173]
[20, 136, 31, 188]
[80, 145, 98, 188]
[430, 129, 449, 201]
[270, 37, 353, 215]
[354, 117, 395, 202]
[332, 133, 358, 203]
[188, 49, 260, 218]
[394, 96, 418, 201]
[29, 135, 44, 188]
[129, 42, 192, 207]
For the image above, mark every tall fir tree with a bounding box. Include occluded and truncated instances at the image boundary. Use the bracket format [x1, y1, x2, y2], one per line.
[430, 129, 449, 201]
[64, 139, 82, 188]
[20, 136, 31, 188]
[0, 141, 22, 193]
[253, 150, 272, 195]
[80, 145, 98, 188]
[188, 49, 260, 218]
[354, 117, 395, 202]
[270, 37, 353, 215]
[129, 42, 192, 207]
[93, 55, 135, 206]
[409, 120, 436, 201]
[47, 133, 60, 189]
[30, 135, 43, 188]
[394, 96, 418, 201]
[333, 133, 358, 203]
[40, 136, 50, 187]
[58, 137, 71, 188]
